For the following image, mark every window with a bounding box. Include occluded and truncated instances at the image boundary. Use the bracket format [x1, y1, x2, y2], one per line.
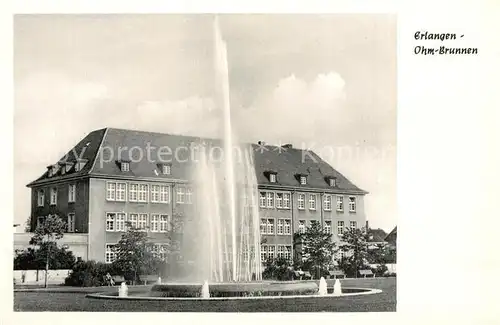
[336, 196, 344, 211]
[337, 250, 345, 261]
[121, 162, 130, 172]
[68, 184, 76, 203]
[284, 219, 291, 235]
[151, 185, 160, 203]
[269, 173, 276, 183]
[67, 213, 75, 232]
[268, 245, 276, 260]
[284, 245, 292, 260]
[75, 161, 86, 172]
[277, 245, 284, 258]
[266, 192, 274, 208]
[138, 214, 148, 231]
[186, 188, 193, 204]
[349, 196, 357, 212]
[324, 220, 331, 234]
[129, 184, 138, 202]
[276, 193, 283, 208]
[283, 193, 290, 209]
[160, 185, 170, 203]
[138, 184, 148, 202]
[176, 187, 185, 204]
[298, 220, 306, 234]
[329, 178, 336, 187]
[337, 221, 345, 235]
[37, 216, 45, 229]
[116, 183, 126, 201]
[116, 213, 126, 231]
[150, 244, 159, 258]
[159, 215, 169, 232]
[260, 218, 267, 234]
[37, 190, 44, 207]
[277, 219, 284, 235]
[107, 182, 126, 201]
[300, 175, 307, 185]
[106, 213, 116, 231]
[162, 165, 171, 175]
[297, 193, 305, 210]
[259, 192, 266, 208]
[308, 194, 316, 210]
[260, 245, 267, 263]
[323, 195, 332, 211]
[159, 245, 168, 261]
[350, 221, 357, 230]
[266, 219, 274, 234]
[128, 213, 138, 229]
[150, 214, 159, 232]
[105, 244, 116, 264]
[50, 188, 57, 205]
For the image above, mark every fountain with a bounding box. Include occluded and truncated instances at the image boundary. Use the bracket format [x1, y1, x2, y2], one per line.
[170, 15, 262, 283]
[333, 279, 343, 296]
[86, 16, 382, 304]
[201, 281, 210, 299]
[118, 282, 128, 297]
[318, 277, 327, 296]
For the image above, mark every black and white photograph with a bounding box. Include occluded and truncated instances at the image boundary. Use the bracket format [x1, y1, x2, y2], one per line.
[13, 13, 397, 312]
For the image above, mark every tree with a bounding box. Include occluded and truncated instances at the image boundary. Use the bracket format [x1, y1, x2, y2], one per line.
[293, 221, 337, 279]
[338, 227, 369, 277]
[14, 244, 76, 271]
[112, 222, 163, 284]
[262, 256, 293, 280]
[29, 214, 66, 287]
[24, 216, 32, 232]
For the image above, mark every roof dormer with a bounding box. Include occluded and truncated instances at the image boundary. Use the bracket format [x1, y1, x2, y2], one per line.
[295, 173, 308, 185]
[116, 159, 131, 172]
[157, 163, 172, 175]
[325, 176, 337, 187]
[264, 170, 278, 183]
[75, 159, 88, 172]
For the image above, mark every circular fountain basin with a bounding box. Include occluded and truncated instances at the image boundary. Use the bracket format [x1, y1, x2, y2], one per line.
[86, 281, 382, 302]
[151, 281, 318, 297]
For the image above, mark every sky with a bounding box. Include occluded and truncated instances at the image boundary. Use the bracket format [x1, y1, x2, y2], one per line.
[14, 14, 396, 232]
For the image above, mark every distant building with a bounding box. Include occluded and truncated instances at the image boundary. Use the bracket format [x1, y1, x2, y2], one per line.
[366, 227, 388, 250]
[26, 127, 368, 264]
[385, 226, 397, 249]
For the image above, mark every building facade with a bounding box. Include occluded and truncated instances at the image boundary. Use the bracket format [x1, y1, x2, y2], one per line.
[27, 128, 368, 264]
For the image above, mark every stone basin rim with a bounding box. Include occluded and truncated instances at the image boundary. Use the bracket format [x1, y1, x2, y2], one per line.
[86, 287, 382, 301]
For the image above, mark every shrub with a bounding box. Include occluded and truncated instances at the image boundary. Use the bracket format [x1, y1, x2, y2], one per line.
[64, 259, 119, 287]
[372, 264, 388, 277]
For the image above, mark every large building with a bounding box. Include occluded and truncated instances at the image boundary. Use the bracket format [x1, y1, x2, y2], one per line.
[26, 127, 368, 264]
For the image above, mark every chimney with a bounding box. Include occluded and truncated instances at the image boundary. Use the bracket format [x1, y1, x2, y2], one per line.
[366, 220, 369, 230]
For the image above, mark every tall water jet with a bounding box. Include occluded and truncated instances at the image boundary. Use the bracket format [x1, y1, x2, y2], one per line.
[178, 16, 262, 283]
[214, 16, 238, 282]
[333, 279, 343, 296]
[318, 277, 327, 296]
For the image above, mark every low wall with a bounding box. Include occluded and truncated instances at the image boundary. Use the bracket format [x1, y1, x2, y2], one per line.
[13, 269, 71, 285]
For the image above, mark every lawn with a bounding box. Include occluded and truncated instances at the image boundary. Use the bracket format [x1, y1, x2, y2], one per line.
[14, 277, 396, 312]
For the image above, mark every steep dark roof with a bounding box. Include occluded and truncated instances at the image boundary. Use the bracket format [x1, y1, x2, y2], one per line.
[26, 128, 107, 187]
[27, 127, 368, 194]
[367, 228, 388, 243]
[385, 226, 397, 244]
